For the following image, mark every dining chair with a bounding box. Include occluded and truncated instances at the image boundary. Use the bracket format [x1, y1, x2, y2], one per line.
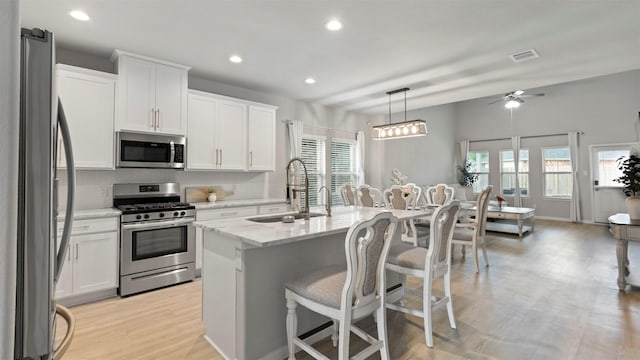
[383, 185, 426, 246]
[404, 183, 422, 208]
[356, 184, 383, 207]
[386, 201, 460, 348]
[285, 212, 398, 360]
[425, 184, 455, 206]
[340, 183, 356, 206]
[451, 185, 492, 273]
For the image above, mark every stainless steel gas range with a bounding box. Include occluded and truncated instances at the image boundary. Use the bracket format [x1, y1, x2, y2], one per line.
[114, 183, 195, 296]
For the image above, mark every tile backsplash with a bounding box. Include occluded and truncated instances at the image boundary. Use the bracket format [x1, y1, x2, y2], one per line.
[57, 168, 274, 210]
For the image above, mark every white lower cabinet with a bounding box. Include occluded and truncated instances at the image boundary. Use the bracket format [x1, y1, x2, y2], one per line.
[55, 217, 119, 303]
[195, 206, 259, 274]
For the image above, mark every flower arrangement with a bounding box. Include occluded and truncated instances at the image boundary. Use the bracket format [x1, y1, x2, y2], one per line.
[207, 187, 217, 194]
[496, 195, 506, 203]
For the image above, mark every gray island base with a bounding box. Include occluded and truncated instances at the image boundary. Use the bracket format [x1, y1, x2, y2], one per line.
[195, 206, 429, 360]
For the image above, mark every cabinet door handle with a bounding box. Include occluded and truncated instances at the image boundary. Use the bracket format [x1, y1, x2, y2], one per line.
[150, 108, 155, 128]
[215, 149, 219, 166]
[155, 109, 160, 129]
[220, 149, 222, 166]
[75, 243, 79, 260]
[249, 151, 253, 166]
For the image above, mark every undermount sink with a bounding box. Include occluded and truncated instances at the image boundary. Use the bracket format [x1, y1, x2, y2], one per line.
[247, 212, 326, 223]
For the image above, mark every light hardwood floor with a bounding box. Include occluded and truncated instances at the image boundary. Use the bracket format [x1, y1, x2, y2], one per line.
[56, 220, 640, 359]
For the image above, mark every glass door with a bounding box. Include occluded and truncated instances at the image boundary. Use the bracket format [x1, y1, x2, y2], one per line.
[591, 144, 636, 223]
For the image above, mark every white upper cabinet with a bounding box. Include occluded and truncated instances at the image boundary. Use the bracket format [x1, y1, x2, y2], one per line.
[187, 90, 247, 170]
[56, 64, 116, 169]
[187, 90, 277, 172]
[112, 50, 190, 135]
[247, 105, 277, 171]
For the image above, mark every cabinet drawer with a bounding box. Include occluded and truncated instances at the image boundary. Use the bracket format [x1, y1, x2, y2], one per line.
[57, 217, 118, 237]
[258, 204, 289, 215]
[197, 206, 258, 221]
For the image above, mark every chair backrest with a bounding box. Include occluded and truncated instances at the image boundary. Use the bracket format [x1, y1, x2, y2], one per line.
[383, 185, 416, 210]
[426, 184, 455, 206]
[426, 201, 460, 277]
[474, 185, 493, 237]
[341, 211, 398, 310]
[357, 185, 383, 207]
[340, 183, 356, 206]
[404, 183, 422, 208]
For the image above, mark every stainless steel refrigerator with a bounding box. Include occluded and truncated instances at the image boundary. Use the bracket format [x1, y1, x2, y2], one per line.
[15, 28, 76, 360]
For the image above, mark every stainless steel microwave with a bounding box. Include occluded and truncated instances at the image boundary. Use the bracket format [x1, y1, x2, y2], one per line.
[116, 131, 186, 169]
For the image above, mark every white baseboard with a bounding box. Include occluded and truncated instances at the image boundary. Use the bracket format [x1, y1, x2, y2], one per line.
[534, 216, 572, 222]
[56, 288, 117, 307]
[203, 335, 233, 360]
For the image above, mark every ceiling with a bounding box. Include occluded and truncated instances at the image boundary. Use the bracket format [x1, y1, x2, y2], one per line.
[20, 1, 640, 114]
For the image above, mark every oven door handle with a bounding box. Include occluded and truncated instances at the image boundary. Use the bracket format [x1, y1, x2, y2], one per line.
[122, 218, 195, 231]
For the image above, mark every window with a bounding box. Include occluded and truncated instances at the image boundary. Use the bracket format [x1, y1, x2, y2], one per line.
[500, 149, 529, 196]
[300, 136, 326, 207]
[467, 151, 489, 193]
[330, 139, 357, 205]
[597, 150, 629, 187]
[543, 147, 573, 198]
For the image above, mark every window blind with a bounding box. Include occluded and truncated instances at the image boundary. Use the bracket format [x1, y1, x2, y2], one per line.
[300, 137, 325, 206]
[330, 139, 356, 205]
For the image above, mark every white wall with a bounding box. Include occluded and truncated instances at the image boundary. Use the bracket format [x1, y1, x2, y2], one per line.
[455, 69, 640, 221]
[0, 0, 19, 357]
[377, 104, 458, 189]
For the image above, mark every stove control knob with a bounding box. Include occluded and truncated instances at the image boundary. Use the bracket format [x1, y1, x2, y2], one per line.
[143, 214, 150, 219]
[136, 215, 142, 220]
[173, 211, 179, 217]
[159, 213, 165, 218]
[180, 211, 186, 216]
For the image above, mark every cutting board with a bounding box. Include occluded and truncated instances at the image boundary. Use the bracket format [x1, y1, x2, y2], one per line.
[185, 186, 233, 203]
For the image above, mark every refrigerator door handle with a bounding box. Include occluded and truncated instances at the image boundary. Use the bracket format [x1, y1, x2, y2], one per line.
[54, 97, 76, 284]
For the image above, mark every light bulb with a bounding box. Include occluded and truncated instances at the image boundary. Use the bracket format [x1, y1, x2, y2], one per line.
[411, 126, 418, 134]
[505, 100, 520, 109]
[326, 20, 343, 31]
[395, 128, 401, 136]
[69, 10, 90, 21]
[402, 127, 409, 135]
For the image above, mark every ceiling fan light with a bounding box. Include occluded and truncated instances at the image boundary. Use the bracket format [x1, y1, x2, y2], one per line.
[505, 99, 521, 109]
[513, 90, 524, 96]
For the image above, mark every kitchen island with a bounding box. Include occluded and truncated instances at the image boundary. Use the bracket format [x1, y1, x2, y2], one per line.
[195, 206, 428, 360]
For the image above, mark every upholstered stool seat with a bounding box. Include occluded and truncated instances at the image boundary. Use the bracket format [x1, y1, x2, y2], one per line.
[387, 243, 427, 270]
[285, 265, 346, 309]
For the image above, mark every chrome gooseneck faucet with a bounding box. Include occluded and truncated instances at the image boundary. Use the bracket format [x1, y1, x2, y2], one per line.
[318, 186, 332, 217]
[286, 158, 310, 220]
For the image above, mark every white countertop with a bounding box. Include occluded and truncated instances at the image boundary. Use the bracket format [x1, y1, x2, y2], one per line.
[194, 205, 429, 248]
[57, 208, 121, 221]
[193, 198, 287, 210]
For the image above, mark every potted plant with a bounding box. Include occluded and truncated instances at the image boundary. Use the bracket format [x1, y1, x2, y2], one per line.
[614, 154, 640, 219]
[457, 160, 478, 187]
[207, 187, 217, 203]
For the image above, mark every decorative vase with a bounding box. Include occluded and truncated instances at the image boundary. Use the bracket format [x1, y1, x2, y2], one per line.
[625, 196, 640, 219]
[208, 193, 217, 202]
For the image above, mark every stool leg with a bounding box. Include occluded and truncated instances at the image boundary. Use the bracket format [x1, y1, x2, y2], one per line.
[376, 306, 390, 360]
[331, 320, 338, 347]
[444, 271, 456, 329]
[286, 297, 298, 360]
[424, 275, 434, 348]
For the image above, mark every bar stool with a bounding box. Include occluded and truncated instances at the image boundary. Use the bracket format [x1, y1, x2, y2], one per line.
[285, 212, 398, 359]
[386, 201, 461, 347]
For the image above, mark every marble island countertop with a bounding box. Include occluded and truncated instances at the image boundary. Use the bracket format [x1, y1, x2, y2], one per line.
[194, 205, 429, 248]
[192, 198, 287, 210]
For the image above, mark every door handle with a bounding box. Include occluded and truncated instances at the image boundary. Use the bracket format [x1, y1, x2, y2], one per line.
[215, 149, 219, 166]
[150, 108, 155, 128]
[75, 243, 79, 260]
[220, 149, 222, 166]
[249, 151, 253, 166]
[155, 109, 160, 129]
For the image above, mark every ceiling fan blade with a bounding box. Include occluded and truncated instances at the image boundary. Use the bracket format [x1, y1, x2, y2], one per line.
[521, 93, 545, 98]
[488, 99, 504, 104]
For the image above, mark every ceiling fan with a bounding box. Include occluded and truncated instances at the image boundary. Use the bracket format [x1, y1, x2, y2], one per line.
[488, 90, 545, 108]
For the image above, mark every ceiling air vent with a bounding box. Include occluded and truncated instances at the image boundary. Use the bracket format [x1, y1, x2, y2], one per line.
[509, 49, 540, 63]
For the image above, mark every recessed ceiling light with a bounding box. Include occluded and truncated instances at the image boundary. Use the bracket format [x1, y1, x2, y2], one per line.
[305, 78, 316, 84]
[229, 55, 243, 63]
[69, 10, 90, 21]
[325, 19, 343, 31]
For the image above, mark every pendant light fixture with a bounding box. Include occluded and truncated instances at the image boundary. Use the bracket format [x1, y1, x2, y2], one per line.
[372, 87, 428, 140]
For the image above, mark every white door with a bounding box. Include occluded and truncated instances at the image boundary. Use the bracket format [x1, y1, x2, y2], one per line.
[591, 144, 636, 223]
[247, 105, 276, 171]
[73, 232, 118, 295]
[154, 63, 187, 135]
[187, 94, 217, 169]
[216, 100, 247, 170]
